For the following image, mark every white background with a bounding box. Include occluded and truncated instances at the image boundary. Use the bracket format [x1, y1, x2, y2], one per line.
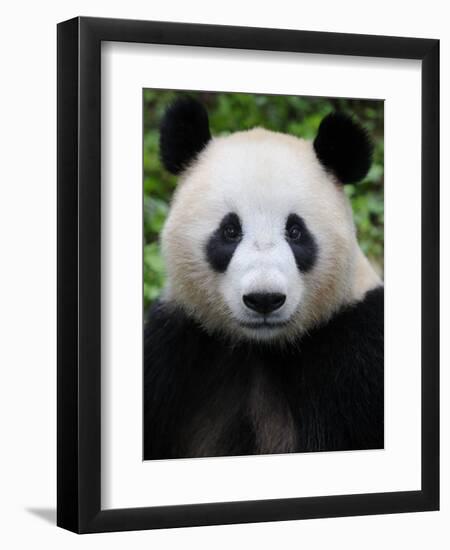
[0, 0, 448, 548]
[102, 43, 422, 508]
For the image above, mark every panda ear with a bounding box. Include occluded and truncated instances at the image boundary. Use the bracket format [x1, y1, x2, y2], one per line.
[159, 97, 212, 175]
[313, 112, 373, 184]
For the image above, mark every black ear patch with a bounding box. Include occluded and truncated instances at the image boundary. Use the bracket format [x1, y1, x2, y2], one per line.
[159, 97, 212, 175]
[313, 112, 373, 184]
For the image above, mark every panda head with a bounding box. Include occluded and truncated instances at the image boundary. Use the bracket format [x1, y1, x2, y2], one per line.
[158, 97, 378, 343]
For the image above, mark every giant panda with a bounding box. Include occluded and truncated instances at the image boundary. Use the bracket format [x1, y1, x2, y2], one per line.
[144, 97, 384, 460]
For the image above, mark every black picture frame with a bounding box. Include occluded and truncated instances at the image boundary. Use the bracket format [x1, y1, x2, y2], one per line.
[57, 16, 439, 533]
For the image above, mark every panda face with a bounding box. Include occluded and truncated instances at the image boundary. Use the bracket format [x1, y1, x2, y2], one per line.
[206, 208, 316, 339]
[161, 128, 360, 342]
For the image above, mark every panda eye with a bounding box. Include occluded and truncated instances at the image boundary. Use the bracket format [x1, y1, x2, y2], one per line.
[287, 224, 302, 241]
[222, 224, 241, 242]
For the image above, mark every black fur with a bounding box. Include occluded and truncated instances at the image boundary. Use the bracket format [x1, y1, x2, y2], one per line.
[313, 112, 373, 184]
[159, 97, 212, 174]
[285, 213, 318, 272]
[143, 287, 384, 459]
[205, 212, 243, 273]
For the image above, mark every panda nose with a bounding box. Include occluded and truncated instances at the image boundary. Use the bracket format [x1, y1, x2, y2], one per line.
[243, 292, 286, 314]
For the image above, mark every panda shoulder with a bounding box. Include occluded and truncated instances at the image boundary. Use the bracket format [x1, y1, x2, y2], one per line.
[345, 285, 384, 329]
[332, 286, 384, 342]
[305, 285, 384, 362]
[326, 285, 384, 362]
[144, 299, 202, 356]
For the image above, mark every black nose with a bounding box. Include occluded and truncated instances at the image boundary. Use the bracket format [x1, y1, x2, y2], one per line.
[243, 292, 286, 314]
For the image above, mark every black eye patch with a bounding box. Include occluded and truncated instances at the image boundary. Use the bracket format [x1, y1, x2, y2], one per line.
[205, 213, 243, 273]
[285, 213, 318, 273]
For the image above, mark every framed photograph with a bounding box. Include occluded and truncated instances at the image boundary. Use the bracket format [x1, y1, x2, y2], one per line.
[57, 16, 439, 533]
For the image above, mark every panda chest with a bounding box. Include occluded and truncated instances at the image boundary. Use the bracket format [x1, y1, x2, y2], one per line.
[183, 363, 298, 457]
[247, 368, 299, 455]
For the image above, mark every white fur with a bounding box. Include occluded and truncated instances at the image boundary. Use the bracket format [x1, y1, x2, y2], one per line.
[161, 128, 380, 342]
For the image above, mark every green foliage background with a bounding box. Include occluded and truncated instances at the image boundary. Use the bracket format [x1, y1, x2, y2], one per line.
[144, 90, 384, 310]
